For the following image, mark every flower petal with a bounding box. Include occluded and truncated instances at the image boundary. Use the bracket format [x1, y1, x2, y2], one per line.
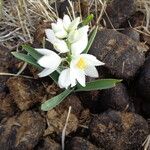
[71, 34, 88, 55]
[85, 66, 99, 78]
[68, 30, 78, 43]
[63, 15, 71, 31]
[54, 40, 69, 53]
[58, 68, 71, 89]
[45, 29, 57, 44]
[38, 54, 61, 69]
[68, 25, 89, 44]
[74, 69, 86, 87]
[38, 68, 55, 77]
[81, 54, 105, 66]
[70, 67, 77, 87]
[35, 48, 55, 56]
[78, 25, 89, 35]
[51, 19, 63, 32]
[68, 17, 80, 32]
[51, 18, 68, 39]
[55, 30, 67, 39]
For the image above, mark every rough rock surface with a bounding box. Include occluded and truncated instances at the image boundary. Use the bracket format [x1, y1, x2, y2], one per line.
[66, 137, 100, 150]
[0, 45, 15, 99]
[7, 77, 45, 110]
[0, 111, 46, 150]
[44, 95, 82, 136]
[36, 137, 61, 150]
[0, 95, 16, 121]
[90, 29, 147, 78]
[90, 110, 149, 149]
[104, 0, 136, 28]
[137, 56, 150, 100]
[121, 28, 140, 42]
[99, 83, 134, 112]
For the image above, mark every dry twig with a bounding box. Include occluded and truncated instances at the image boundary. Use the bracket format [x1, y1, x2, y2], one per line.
[62, 106, 72, 150]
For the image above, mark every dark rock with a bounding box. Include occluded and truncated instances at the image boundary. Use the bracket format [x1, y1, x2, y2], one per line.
[45, 109, 78, 136]
[0, 95, 16, 121]
[121, 28, 140, 42]
[57, 1, 70, 18]
[90, 29, 147, 79]
[0, 45, 13, 69]
[148, 120, 150, 131]
[142, 101, 150, 118]
[44, 94, 81, 136]
[89, 110, 149, 149]
[7, 77, 45, 110]
[0, 45, 19, 99]
[56, 94, 83, 117]
[0, 67, 9, 99]
[79, 109, 91, 125]
[127, 11, 145, 28]
[36, 137, 61, 150]
[0, 45, 19, 75]
[143, 34, 150, 45]
[104, 0, 136, 28]
[132, 97, 143, 114]
[77, 90, 100, 114]
[137, 56, 150, 99]
[99, 83, 134, 112]
[33, 21, 51, 48]
[51, 0, 77, 18]
[66, 137, 100, 150]
[0, 111, 46, 150]
[76, 109, 92, 138]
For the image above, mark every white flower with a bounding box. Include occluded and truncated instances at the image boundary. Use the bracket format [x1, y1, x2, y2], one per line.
[63, 15, 80, 32]
[68, 25, 89, 55]
[35, 48, 61, 77]
[58, 54, 105, 89]
[45, 29, 69, 53]
[45, 15, 81, 54]
[51, 18, 68, 39]
[51, 15, 80, 39]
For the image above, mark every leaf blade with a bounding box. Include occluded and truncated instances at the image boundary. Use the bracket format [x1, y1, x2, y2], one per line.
[12, 52, 41, 68]
[41, 88, 74, 111]
[76, 79, 122, 91]
[22, 44, 42, 60]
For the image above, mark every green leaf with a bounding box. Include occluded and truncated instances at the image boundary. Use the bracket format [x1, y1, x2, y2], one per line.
[81, 14, 94, 26]
[12, 52, 59, 83]
[50, 71, 59, 83]
[76, 79, 122, 92]
[41, 88, 74, 111]
[84, 26, 98, 53]
[12, 52, 41, 68]
[22, 45, 42, 60]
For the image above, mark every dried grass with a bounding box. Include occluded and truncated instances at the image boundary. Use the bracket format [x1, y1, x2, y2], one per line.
[135, 0, 150, 35]
[0, 0, 57, 49]
[143, 134, 150, 150]
[0, 0, 108, 50]
[61, 106, 72, 150]
[0, 0, 150, 50]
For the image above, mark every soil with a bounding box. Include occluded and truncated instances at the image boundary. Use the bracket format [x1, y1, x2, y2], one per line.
[0, 0, 150, 150]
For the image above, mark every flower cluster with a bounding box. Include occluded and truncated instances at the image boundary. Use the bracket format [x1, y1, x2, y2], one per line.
[35, 15, 104, 89]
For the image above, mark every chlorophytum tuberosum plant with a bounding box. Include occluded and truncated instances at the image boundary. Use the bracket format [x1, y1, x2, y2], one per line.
[12, 14, 121, 111]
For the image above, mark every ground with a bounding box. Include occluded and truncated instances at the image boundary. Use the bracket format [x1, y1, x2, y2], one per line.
[0, 0, 150, 150]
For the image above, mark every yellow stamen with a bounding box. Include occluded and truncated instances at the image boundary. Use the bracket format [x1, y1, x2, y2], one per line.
[76, 58, 87, 69]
